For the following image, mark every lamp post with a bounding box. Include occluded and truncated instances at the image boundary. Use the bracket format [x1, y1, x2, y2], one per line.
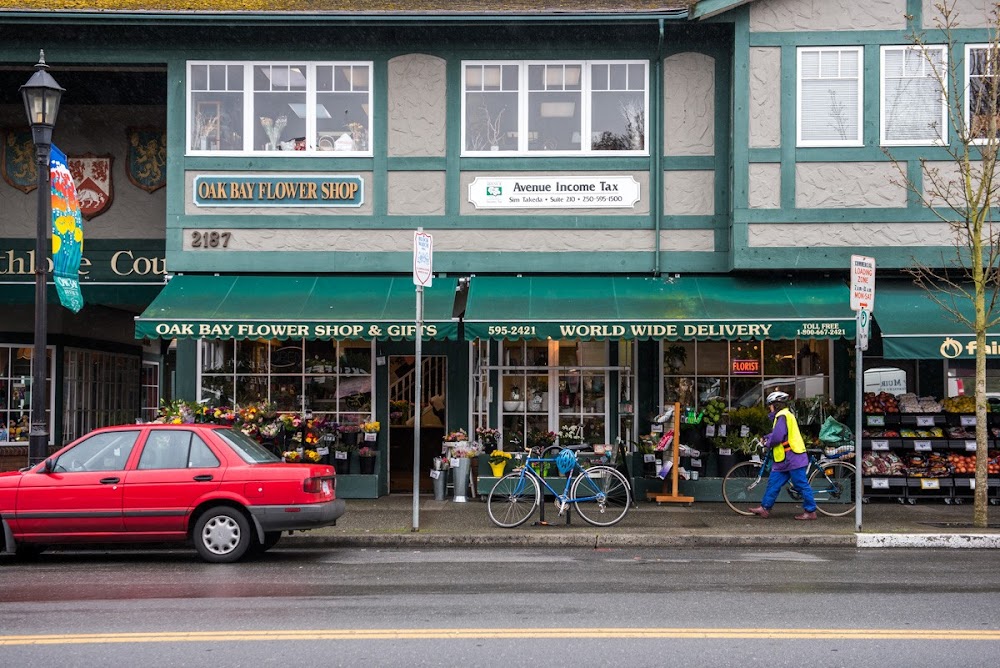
[20, 50, 64, 466]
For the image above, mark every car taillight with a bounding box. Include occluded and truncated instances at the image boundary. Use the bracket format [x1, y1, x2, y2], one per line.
[303, 476, 333, 494]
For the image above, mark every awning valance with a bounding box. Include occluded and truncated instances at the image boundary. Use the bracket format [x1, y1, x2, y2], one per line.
[463, 276, 855, 341]
[876, 280, 996, 359]
[134, 275, 459, 341]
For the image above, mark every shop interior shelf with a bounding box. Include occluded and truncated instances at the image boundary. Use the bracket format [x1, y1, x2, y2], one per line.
[900, 414, 947, 427]
[863, 413, 901, 427]
[862, 476, 907, 503]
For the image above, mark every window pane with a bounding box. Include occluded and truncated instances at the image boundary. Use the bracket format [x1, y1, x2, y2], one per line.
[592, 63, 609, 91]
[190, 64, 244, 151]
[254, 65, 306, 150]
[528, 89, 581, 151]
[883, 47, 944, 143]
[465, 91, 518, 151]
[591, 91, 644, 150]
[800, 48, 860, 144]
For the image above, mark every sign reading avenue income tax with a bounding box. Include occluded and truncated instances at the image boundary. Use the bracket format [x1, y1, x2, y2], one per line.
[193, 174, 364, 207]
[468, 175, 640, 209]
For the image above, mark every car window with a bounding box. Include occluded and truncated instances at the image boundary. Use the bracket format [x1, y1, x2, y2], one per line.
[55, 430, 140, 472]
[138, 430, 221, 470]
[216, 428, 282, 464]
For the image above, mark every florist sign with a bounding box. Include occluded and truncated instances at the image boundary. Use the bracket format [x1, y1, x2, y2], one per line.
[137, 320, 443, 340]
[193, 174, 364, 207]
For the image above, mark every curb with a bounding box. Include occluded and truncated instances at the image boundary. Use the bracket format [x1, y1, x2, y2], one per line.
[857, 533, 1000, 549]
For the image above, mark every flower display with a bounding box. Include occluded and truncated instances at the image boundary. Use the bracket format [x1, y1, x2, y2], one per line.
[475, 427, 501, 448]
[558, 423, 584, 444]
[339, 423, 361, 434]
[361, 421, 381, 434]
[303, 449, 321, 463]
[259, 114, 287, 149]
[358, 446, 376, 458]
[488, 450, 513, 465]
[282, 450, 301, 462]
[527, 429, 557, 449]
[432, 456, 450, 471]
[443, 428, 469, 443]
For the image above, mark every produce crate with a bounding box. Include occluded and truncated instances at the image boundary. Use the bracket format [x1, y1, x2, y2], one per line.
[863, 476, 907, 503]
[952, 475, 977, 503]
[904, 476, 952, 503]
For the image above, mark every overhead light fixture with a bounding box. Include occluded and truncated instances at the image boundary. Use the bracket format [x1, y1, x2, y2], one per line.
[539, 101, 575, 117]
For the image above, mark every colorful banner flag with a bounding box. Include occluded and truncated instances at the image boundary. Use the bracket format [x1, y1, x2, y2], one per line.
[50, 145, 84, 313]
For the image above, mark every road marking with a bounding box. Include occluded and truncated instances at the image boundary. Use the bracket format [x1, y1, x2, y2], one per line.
[2, 628, 999, 645]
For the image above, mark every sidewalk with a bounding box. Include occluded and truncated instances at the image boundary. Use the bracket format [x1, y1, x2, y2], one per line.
[288, 495, 1000, 549]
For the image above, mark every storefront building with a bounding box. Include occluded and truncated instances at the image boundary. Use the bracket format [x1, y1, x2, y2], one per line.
[0, 1, 991, 496]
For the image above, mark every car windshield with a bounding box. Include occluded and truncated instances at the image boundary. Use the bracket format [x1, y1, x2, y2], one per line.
[216, 428, 282, 464]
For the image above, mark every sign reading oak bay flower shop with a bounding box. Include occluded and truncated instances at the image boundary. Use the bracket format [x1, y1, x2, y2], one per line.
[193, 174, 364, 207]
[468, 175, 640, 209]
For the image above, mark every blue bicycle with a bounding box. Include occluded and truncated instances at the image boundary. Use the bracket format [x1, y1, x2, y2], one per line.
[486, 447, 632, 528]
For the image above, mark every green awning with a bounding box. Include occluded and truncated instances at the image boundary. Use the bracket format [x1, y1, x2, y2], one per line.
[463, 276, 855, 341]
[876, 280, 996, 359]
[135, 275, 459, 341]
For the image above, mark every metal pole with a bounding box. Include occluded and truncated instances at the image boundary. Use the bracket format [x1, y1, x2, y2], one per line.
[412, 285, 423, 531]
[854, 316, 863, 532]
[28, 143, 51, 467]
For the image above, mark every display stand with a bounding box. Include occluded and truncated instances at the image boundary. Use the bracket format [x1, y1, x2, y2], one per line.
[647, 402, 695, 505]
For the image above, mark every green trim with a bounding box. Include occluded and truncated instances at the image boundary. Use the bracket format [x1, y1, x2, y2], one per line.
[907, 0, 921, 32]
[779, 44, 796, 210]
[446, 58, 462, 218]
[748, 148, 781, 162]
[731, 5, 751, 260]
[734, 208, 966, 224]
[863, 45, 879, 147]
[374, 58, 389, 219]
[691, 0, 752, 21]
[459, 157, 651, 171]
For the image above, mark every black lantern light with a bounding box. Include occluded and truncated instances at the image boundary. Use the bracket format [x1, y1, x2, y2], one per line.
[20, 50, 64, 466]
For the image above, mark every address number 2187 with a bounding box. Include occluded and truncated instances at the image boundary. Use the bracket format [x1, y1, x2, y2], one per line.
[190, 231, 232, 249]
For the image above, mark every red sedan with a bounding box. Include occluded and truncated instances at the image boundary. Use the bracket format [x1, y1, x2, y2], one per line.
[0, 423, 345, 563]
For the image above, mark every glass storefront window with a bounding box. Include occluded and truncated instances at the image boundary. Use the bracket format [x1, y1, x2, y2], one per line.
[199, 339, 374, 425]
[62, 348, 137, 444]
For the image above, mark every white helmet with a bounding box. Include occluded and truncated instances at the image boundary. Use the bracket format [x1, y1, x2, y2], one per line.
[766, 391, 790, 405]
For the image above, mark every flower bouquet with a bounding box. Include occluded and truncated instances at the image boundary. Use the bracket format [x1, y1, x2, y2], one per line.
[282, 449, 301, 463]
[303, 449, 321, 463]
[338, 422, 361, 448]
[358, 445, 377, 474]
[558, 423, 584, 445]
[475, 426, 501, 454]
[487, 449, 512, 477]
[260, 114, 287, 150]
[527, 429, 557, 451]
[443, 428, 469, 443]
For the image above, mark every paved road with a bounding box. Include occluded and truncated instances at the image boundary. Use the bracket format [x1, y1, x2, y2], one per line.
[1, 545, 998, 667]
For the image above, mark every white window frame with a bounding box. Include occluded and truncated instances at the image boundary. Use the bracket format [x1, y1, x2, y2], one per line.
[965, 43, 1000, 145]
[796, 46, 864, 147]
[461, 59, 650, 157]
[186, 60, 374, 157]
[880, 45, 948, 146]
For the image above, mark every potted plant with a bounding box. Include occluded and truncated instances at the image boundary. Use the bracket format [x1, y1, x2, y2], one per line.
[339, 423, 361, 449]
[488, 449, 513, 477]
[558, 423, 584, 446]
[361, 420, 381, 445]
[357, 446, 377, 475]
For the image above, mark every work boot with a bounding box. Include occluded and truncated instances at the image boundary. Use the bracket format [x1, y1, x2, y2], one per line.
[748, 506, 770, 518]
[794, 511, 817, 521]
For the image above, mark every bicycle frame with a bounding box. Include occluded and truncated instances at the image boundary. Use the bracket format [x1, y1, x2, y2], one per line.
[514, 453, 608, 505]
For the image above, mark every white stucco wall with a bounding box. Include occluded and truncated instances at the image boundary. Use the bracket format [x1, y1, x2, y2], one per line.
[749, 222, 956, 247]
[749, 47, 781, 148]
[750, 0, 907, 31]
[665, 170, 715, 215]
[387, 171, 446, 215]
[0, 105, 166, 239]
[795, 162, 906, 208]
[664, 52, 715, 157]
[387, 54, 447, 157]
[925, 0, 996, 29]
[660, 228, 716, 252]
[749, 163, 781, 209]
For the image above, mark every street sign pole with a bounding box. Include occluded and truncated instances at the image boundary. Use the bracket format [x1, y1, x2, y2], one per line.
[412, 229, 433, 532]
[850, 255, 875, 532]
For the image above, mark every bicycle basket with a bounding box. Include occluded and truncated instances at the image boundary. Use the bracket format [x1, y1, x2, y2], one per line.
[556, 448, 577, 475]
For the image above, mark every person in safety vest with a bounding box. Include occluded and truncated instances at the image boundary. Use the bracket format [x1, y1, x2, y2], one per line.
[748, 391, 817, 520]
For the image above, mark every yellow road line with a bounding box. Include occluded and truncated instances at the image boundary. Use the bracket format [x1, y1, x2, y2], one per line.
[2, 628, 999, 645]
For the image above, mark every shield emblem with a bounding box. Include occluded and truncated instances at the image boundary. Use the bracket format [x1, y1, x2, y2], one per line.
[68, 153, 114, 220]
[1, 128, 38, 193]
[126, 127, 166, 193]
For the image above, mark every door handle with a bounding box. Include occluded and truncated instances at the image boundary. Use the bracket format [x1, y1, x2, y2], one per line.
[99, 477, 120, 484]
[193, 474, 214, 482]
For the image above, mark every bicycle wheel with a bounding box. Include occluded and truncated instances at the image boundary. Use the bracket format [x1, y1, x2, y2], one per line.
[570, 466, 631, 526]
[487, 473, 540, 528]
[809, 461, 857, 517]
[721, 461, 766, 516]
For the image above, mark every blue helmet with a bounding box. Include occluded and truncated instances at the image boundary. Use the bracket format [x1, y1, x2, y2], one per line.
[556, 448, 577, 475]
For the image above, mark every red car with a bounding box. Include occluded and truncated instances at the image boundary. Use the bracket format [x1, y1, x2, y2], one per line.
[0, 423, 345, 563]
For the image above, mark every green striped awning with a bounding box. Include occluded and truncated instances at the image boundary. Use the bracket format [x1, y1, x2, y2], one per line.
[463, 275, 856, 341]
[135, 275, 459, 341]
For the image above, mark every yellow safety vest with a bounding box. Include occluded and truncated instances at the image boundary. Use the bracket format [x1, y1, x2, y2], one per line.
[771, 407, 806, 463]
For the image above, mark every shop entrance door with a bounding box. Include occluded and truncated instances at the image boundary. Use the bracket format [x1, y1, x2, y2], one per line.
[388, 355, 447, 494]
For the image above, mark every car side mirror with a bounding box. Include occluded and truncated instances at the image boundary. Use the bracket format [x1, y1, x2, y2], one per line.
[42, 457, 55, 474]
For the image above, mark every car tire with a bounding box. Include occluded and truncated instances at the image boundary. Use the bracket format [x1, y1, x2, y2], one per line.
[248, 531, 282, 557]
[193, 506, 252, 563]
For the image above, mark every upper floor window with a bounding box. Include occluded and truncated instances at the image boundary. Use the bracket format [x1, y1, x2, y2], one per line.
[797, 47, 863, 147]
[187, 61, 372, 155]
[881, 46, 947, 146]
[966, 44, 1000, 141]
[462, 60, 648, 156]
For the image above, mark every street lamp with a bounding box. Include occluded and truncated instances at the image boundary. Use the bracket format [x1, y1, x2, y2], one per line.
[20, 50, 64, 466]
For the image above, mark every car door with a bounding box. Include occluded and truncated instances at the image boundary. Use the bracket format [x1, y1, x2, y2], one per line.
[15, 430, 139, 537]
[123, 429, 223, 534]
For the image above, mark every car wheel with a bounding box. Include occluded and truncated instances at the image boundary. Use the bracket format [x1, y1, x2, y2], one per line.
[249, 531, 282, 557]
[193, 506, 251, 563]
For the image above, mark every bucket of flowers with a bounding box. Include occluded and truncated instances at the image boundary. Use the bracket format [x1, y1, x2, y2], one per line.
[361, 420, 381, 444]
[488, 449, 512, 477]
[443, 428, 470, 450]
[338, 422, 361, 448]
[358, 445, 377, 474]
[282, 449, 302, 463]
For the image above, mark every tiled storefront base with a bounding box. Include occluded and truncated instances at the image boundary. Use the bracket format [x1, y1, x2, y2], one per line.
[0, 446, 29, 472]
